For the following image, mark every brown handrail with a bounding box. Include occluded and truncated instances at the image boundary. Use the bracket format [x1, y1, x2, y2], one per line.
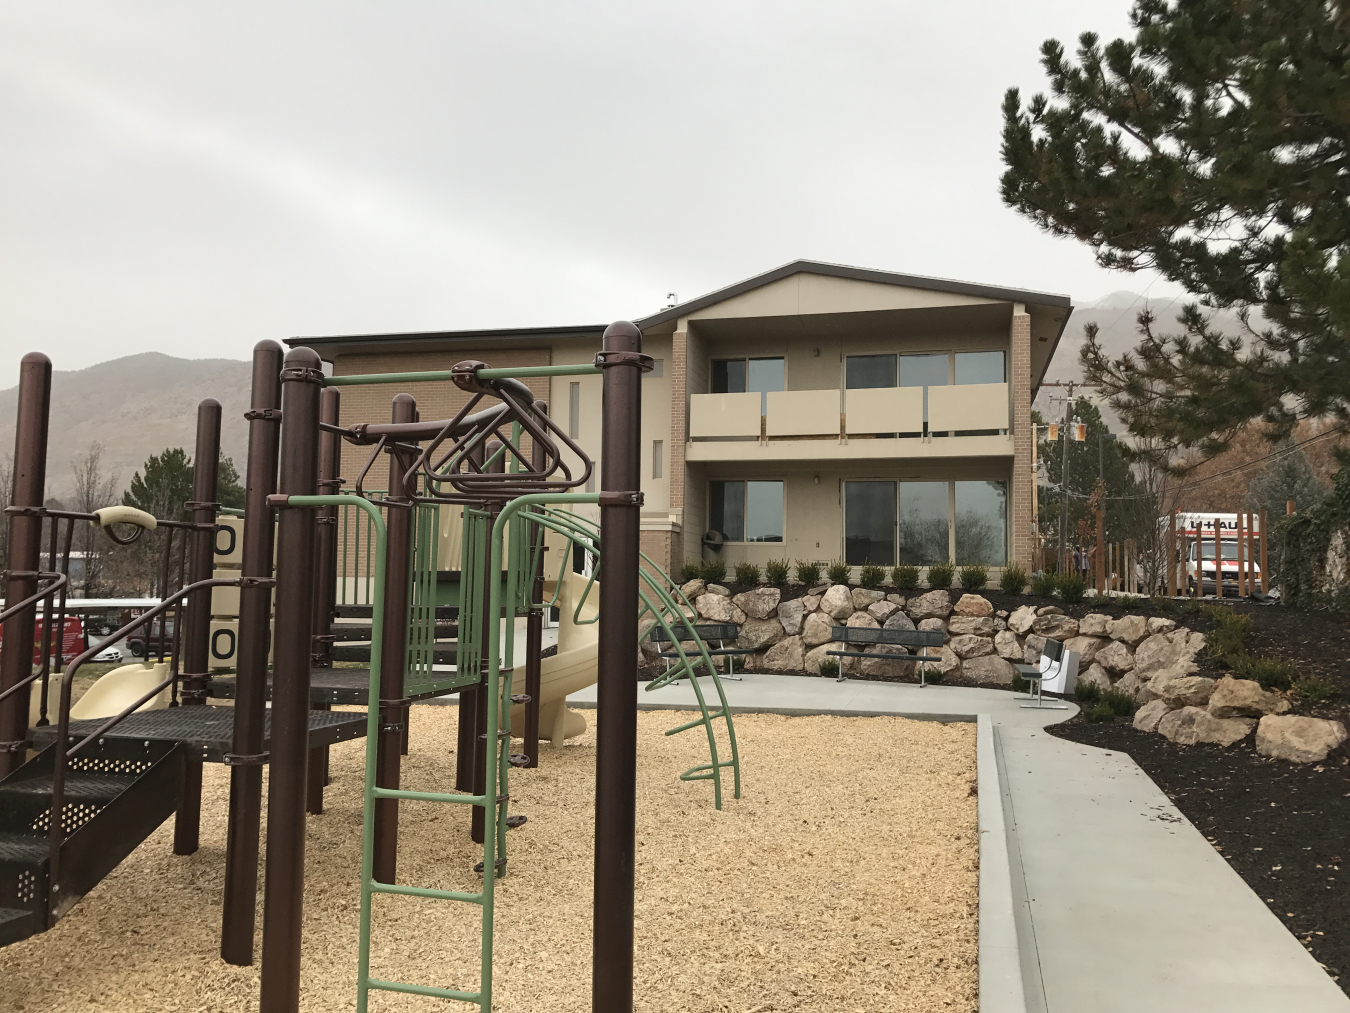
[0, 571, 67, 626]
[43, 576, 241, 927]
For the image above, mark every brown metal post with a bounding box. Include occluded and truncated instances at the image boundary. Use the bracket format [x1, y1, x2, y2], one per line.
[221, 340, 284, 966]
[373, 393, 416, 883]
[455, 441, 486, 794]
[1287, 499, 1296, 516]
[1237, 513, 1247, 596]
[306, 386, 342, 815]
[1094, 492, 1105, 595]
[471, 441, 505, 845]
[259, 347, 322, 1012]
[524, 401, 547, 768]
[0, 353, 51, 777]
[171, 398, 221, 856]
[592, 320, 643, 1013]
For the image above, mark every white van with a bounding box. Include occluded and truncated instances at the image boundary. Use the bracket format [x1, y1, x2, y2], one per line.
[1175, 512, 1262, 595]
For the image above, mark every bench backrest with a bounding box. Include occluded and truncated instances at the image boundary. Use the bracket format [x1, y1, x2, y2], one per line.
[647, 623, 739, 643]
[830, 626, 943, 648]
[1042, 637, 1064, 662]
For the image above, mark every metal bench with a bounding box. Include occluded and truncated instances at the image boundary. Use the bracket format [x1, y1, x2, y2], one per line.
[647, 622, 754, 681]
[1013, 637, 1076, 709]
[826, 625, 945, 686]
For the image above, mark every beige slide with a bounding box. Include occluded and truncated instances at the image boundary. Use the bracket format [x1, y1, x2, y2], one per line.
[508, 567, 597, 745]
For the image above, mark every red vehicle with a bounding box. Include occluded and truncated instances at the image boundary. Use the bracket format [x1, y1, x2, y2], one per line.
[0, 616, 86, 665]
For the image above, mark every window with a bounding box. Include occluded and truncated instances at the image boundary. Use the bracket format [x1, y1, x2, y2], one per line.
[844, 481, 896, 565]
[845, 354, 897, 389]
[897, 481, 950, 565]
[955, 350, 1005, 385]
[712, 357, 784, 413]
[568, 382, 580, 439]
[955, 480, 1007, 565]
[900, 353, 949, 436]
[709, 480, 783, 542]
[652, 440, 663, 479]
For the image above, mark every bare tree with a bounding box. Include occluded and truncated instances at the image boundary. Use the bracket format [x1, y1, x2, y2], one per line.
[0, 453, 12, 569]
[70, 443, 120, 595]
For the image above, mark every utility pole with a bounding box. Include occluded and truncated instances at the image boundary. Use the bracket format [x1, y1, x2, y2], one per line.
[1040, 381, 1100, 573]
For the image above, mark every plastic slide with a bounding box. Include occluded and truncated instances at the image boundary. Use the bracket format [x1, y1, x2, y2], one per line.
[68, 662, 172, 721]
[508, 567, 597, 746]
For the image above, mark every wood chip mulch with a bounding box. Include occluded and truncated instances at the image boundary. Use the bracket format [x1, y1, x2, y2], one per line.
[5, 708, 976, 1013]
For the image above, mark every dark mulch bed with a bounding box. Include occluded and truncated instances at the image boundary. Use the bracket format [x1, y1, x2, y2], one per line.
[1051, 718, 1350, 991]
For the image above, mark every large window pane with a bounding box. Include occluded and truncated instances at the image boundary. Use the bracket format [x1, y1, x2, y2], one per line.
[846, 354, 897, 389]
[899, 353, 949, 434]
[747, 357, 784, 413]
[709, 480, 745, 541]
[712, 359, 747, 394]
[897, 482, 949, 565]
[745, 481, 784, 542]
[955, 480, 1007, 565]
[955, 350, 1005, 385]
[845, 481, 896, 565]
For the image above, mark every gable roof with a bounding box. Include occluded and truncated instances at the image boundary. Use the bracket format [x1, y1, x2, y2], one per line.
[634, 258, 1072, 329]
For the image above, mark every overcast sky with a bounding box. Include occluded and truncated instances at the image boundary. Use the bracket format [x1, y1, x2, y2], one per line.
[0, 1, 1182, 388]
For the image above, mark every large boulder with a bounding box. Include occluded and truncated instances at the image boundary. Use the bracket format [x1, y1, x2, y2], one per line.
[733, 587, 781, 620]
[737, 618, 786, 651]
[695, 593, 740, 623]
[948, 615, 995, 637]
[801, 594, 822, 614]
[638, 617, 660, 660]
[706, 583, 730, 596]
[1115, 670, 1148, 703]
[868, 600, 901, 623]
[846, 612, 880, 630]
[906, 590, 953, 621]
[886, 593, 906, 605]
[1079, 613, 1111, 637]
[1007, 605, 1038, 636]
[1134, 629, 1206, 680]
[1256, 716, 1349, 763]
[936, 646, 962, 676]
[1107, 615, 1149, 645]
[680, 578, 706, 598]
[1094, 640, 1135, 674]
[852, 587, 886, 610]
[801, 612, 836, 648]
[1158, 706, 1255, 747]
[1208, 677, 1289, 719]
[1147, 617, 1178, 636]
[760, 635, 804, 672]
[949, 634, 994, 660]
[1077, 663, 1112, 693]
[1133, 699, 1172, 733]
[1065, 635, 1109, 666]
[1037, 605, 1063, 616]
[1158, 675, 1217, 708]
[804, 642, 842, 675]
[886, 611, 918, 632]
[858, 644, 914, 679]
[777, 598, 805, 637]
[994, 630, 1022, 659]
[963, 654, 1015, 685]
[820, 584, 855, 620]
[952, 593, 993, 617]
[1031, 614, 1079, 639]
[913, 616, 942, 637]
[1023, 633, 1047, 665]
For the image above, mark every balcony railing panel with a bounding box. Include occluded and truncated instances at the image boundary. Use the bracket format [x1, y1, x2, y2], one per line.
[765, 389, 839, 437]
[927, 382, 1009, 432]
[688, 392, 762, 438]
[844, 386, 923, 435]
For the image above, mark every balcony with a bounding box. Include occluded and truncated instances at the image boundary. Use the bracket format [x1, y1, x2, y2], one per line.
[687, 383, 1011, 462]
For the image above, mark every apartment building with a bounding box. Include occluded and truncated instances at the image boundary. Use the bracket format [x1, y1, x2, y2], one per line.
[289, 260, 1072, 578]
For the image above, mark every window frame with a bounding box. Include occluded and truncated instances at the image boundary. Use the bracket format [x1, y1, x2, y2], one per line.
[707, 477, 786, 544]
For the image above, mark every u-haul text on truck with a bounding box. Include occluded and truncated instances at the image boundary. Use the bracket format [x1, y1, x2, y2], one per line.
[1172, 512, 1262, 595]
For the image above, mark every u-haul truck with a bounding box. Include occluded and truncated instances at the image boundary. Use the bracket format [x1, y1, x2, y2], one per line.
[1175, 512, 1261, 595]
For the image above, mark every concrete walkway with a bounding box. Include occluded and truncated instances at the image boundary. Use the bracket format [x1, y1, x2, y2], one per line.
[568, 673, 1350, 1013]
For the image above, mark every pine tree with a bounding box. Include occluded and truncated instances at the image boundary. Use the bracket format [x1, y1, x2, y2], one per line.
[1001, 1, 1350, 462]
[1245, 440, 1326, 519]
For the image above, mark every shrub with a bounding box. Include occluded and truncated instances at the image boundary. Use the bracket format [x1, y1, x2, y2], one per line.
[765, 559, 790, 585]
[1057, 573, 1087, 603]
[859, 564, 886, 589]
[817, 659, 840, 679]
[1201, 605, 1253, 660]
[733, 562, 762, 586]
[924, 667, 945, 684]
[1000, 565, 1029, 595]
[700, 557, 727, 584]
[1101, 688, 1137, 716]
[1148, 595, 1177, 613]
[1084, 702, 1117, 723]
[1031, 572, 1058, 597]
[827, 560, 851, 584]
[1229, 653, 1297, 691]
[1011, 672, 1027, 693]
[794, 560, 823, 586]
[1074, 680, 1102, 705]
[958, 565, 989, 591]
[892, 564, 921, 593]
[1293, 673, 1335, 705]
[679, 560, 702, 583]
[926, 562, 955, 589]
[1117, 594, 1145, 610]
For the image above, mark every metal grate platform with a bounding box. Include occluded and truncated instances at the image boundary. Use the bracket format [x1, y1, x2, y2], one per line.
[29, 706, 366, 763]
[209, 668, 463, 706]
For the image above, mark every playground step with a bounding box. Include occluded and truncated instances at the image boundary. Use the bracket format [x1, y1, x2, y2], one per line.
[333, 644, 457, 664]
[505, 815, 527, 829]
[329, 622, 458, 642]
[334, 604, 457, 620]
[0, 907, 35, 947]
[508, 754, 530, 768]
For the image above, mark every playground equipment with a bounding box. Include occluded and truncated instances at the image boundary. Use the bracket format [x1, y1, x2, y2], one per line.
[0, 327, 741, 1013]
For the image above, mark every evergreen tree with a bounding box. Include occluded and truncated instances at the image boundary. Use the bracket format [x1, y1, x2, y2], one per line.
[1038, 398, 1150, 547]
[1001, 1, 1350, 462]
[218, 457, 245, 511]
[123, 448, 194, 521]
[1245, 440, 1326, 520]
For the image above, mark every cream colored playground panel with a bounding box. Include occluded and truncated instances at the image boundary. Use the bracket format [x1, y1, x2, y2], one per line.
[213, 514, 244, 567]
[208, 619, 273, 669]
[509, 567, 598, 744]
